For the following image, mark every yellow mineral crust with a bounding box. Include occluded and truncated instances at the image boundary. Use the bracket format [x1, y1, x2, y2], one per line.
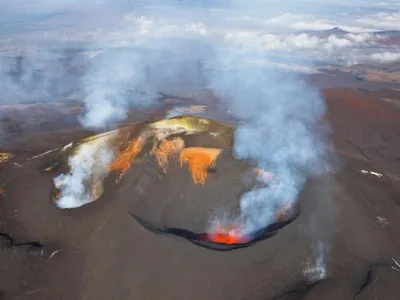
[0, 153, 13, 164]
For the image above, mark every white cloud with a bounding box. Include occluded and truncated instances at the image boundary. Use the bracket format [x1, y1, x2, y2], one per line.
[260, 34, 283, 50]
[286, 33, 321, 48]
[225, 31, 258, 42]
[290, 21, 337, 31]
[263, 13, 376, 33]
[4, 4, 397, 68]
[118, 15, 210, 40]
[356, 13, 400, 30]
[370, 51, 400, 62]
[263, 13, 336, 31]
[346, 33, 373, 43]
[133, 16, 157, 36]
[224, 30, 377, 56]
[325, 35, 352, 49]
[184, 22, 208, 36]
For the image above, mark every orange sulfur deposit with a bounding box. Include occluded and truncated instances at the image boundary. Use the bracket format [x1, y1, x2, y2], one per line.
[110, 136, 146, 179]
[179, 147, 221, 185]
[151, 137, 185, 172]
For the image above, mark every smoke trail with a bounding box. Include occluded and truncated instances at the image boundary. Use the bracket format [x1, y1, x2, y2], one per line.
[0, 48, 88, 148]
[0, 48, 86, 105]
[206, 47, 328, 234]
[1, 51, 54, 104]
[303, 241, 326, 282]
[79, 48, 155, 130]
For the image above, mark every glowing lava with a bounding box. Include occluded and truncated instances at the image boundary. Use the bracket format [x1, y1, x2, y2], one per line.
[205, 221, 250, 245]
[179, 147, 221, 185]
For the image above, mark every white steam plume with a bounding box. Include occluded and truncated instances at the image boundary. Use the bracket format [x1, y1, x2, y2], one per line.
[206, 48, 328, 234]
[304, 241, 327, 282]
[79, 48, 154, 130]
[206, 45, 331, 277]
[54, 140, 114, 209]
[55, 48, 157, 208]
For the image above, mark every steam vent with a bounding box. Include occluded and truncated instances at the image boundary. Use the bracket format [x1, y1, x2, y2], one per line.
[46, 116, 297, 250]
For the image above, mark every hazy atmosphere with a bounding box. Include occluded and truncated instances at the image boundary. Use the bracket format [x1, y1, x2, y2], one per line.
[1, 1, 400, 300]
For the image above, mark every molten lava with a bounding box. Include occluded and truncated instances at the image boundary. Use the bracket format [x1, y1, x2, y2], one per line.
[179, 147, 221, 185]
[151, 137, 184, 172]
[205, 221, 249, 245]
[110, 136, 146, 179]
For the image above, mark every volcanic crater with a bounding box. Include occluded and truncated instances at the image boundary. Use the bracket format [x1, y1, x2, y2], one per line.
[43, 116, 298, 250]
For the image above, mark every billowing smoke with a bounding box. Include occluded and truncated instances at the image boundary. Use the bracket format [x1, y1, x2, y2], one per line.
[205, 46, 330, 275]
[55, 48, 157, 208]
[79, 48, 154, 130]
[54, 138, 114, 209]
[52, 44, 208, 207]
[54, 38, 211, 208]
[206, 47, 328, 234]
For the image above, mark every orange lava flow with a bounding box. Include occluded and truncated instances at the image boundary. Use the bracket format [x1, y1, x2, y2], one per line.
[151, 138, 184, 172]
[206, 221, 249, 245]
[110, 136, 146, 179]
[179, 147, 221, 185]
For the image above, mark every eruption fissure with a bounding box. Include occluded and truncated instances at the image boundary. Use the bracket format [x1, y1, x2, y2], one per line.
[131, 208, 300, 251]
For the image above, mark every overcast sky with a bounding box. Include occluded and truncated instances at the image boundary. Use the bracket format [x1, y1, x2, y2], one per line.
[1, 0, 399, 31]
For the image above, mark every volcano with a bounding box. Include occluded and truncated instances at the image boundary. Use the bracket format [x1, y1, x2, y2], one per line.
[43, 116, 298, 250]
[2, 88, 400, 300]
